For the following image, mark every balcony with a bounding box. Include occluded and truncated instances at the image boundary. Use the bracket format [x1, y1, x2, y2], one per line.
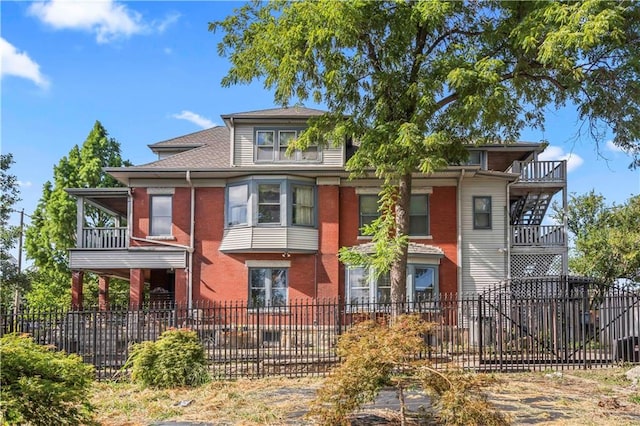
[511, 225, 566, 247]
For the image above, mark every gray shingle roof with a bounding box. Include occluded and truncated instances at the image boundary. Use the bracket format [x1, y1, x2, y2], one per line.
[148, 127, 222, 149]
[136, 126, 230, 169]
[221, 106, 326, 119]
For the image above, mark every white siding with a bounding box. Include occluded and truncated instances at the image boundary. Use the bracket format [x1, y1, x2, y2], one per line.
[232, 123, 344, 167]
[460, 177, 508, 293]
[219, 227, 318, 252]
[69, 249, 186, 269]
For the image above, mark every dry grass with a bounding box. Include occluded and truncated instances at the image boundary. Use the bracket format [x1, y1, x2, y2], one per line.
[90, 367, 640, 425]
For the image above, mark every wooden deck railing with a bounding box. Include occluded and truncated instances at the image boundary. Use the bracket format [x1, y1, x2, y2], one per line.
[511, 225, 566, 246]
[80, 227, 128, 249]
[509, 160, 566, 183]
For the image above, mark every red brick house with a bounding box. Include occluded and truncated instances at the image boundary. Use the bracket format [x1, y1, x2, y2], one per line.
[67, 107, 567, 309]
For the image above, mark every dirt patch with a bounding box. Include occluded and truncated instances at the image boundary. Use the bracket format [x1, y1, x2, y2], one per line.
[92, 367, 640, 425]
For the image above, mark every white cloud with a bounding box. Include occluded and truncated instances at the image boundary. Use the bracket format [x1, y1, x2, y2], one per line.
[0, 38, 50, 89]
[606, 140, 627, 153]
[538, 145, 584, 173]
[164, 47, 173, 55]
[28, 0, 179, 44]
[17, 180, 33, 188]
[172, 111, 216, 129]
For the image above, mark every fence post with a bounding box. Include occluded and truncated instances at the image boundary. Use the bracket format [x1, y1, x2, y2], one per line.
[256, 305, 260, 378]
[478, 294, 483, 367]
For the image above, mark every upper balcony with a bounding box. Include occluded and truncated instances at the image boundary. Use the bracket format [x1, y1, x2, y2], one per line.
[508, 160, 566, 192]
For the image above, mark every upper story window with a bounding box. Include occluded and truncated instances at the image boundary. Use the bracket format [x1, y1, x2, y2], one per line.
[150, 195, 172, 236]
[463, 150, 487, 169]
[358, 193, 430, 236]
[473, 196, 492, 229]
[225, 178, 316, 228]
[255, 128, 320, 162]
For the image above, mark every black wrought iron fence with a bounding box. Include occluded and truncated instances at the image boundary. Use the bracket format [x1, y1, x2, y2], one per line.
[2, 284, 638, 380]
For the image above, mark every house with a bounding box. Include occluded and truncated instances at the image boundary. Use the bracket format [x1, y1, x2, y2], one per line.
[67, 106, 567, 310]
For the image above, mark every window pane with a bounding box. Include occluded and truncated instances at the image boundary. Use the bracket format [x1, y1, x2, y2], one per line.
[292, 185, 314, 226]
[376, 273, 391, 303]
[473, 196, 492, 229]
[301, 146, 319, 160]
[347, 267, 370, 304]
[228, 184, 248, 226]
[279, 131, 296, 147]
[256, 146, 274, 161]
[409, 195, 427, 215]
[258, 184, 281, 224]
[257, 131, 274, 146]
[414, 267, 435, 301]
[359, 195, 379, 229]
[474, 213, 491, 229]
[474, 197, 490, 212]
[271, 269, 288, 306]
[249, 269, 266, 308]
[409, 218, 428, 235]
[150, 195, 172, 235]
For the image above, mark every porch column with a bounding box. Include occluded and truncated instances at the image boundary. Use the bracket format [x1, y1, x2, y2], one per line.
[130, 269, 144, 308]
[98, 276, 110, 311]
[71, 270, 84, 309]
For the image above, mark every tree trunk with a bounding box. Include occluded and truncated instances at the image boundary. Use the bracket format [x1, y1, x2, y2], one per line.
[390, 173, 411, 316]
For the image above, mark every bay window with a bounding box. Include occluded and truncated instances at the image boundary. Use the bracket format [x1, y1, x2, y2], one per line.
[346, 264, 438, 304]
[225, 178, 316, 228]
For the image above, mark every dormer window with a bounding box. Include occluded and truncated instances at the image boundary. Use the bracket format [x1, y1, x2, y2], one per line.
[254, 128, 320, 162]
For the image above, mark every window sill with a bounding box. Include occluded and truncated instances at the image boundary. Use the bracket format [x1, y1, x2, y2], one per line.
[409, 235, 433, 240]
[146, 235, 176, 241]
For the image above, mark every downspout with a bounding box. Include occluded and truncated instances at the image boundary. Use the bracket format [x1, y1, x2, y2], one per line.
[506, 180, 515, 281]
[457, 170, 465, 296]
[187, 170, 195, 311]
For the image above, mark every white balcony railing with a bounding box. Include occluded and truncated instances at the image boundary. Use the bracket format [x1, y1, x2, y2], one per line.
[509, 160, 566, 183]
[81, 227, 128, 249]
[511, 225, 565, 246]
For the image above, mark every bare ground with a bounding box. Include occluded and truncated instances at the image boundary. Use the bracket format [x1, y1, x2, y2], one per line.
[91, 367, 640, 425]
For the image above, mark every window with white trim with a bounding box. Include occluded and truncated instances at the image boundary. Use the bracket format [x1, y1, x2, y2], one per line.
[346, 264, 438, 304]
[473, 196, 492, 229]
[150, 195, 172, 236]
[358, 194, 430, 236]
[254, 128, 320, 162]
[257, 183, 281, 224]
[249, 268, 288, 308]
[227, 183, 248, 226]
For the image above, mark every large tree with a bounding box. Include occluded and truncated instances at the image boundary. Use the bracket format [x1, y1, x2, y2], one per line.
[0, 154, 29, 306]
[24, 121, 131, 308]
[211, 1, 640, 305]
[559, 192, 640, 285]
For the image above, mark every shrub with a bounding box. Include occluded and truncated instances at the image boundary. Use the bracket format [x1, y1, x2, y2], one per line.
[309, 314, 432, 425]
[419, 369, 509, 426]
[0, 333, 95, 425]
[127, 328, 209, 388]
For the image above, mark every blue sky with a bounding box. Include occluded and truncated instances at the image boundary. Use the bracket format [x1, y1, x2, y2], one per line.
[2, 0, 639, 236]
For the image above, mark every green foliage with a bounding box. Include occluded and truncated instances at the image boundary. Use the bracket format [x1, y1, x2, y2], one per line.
[24, 121, 131, 308]
[419, 369, 508, 426]
[309, 315, 432, 425]
[127, 328, 210, 388]
[0, 333, 95, 425]
[556, 192, 640, 284]
[212, 0, 640, 304]
[0, 154, 29, 306]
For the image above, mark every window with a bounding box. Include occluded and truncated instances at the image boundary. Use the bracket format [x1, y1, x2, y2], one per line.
[150, 195, 172, 236]
[464, 150, 486, 168]
[258, 183, 281, 224]
[249, 268, 288, 308]
[254, 128, 320, 162]
[359, 194, 430, 236]
[225, 179, 316, 228]
[346, 264, 438, 304]
[473, 196, 492, 229]
[409, 194, 429, 235]
[227, 184, 248, 226]
[292, 185, 314, 226]
[256, 130, 275, 161]
[359, 194, 379, 230]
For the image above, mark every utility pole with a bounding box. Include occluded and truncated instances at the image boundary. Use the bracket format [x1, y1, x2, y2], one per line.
[13, 209, 24, 315]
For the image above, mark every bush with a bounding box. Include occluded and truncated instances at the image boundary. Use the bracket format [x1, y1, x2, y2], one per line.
[0, 333, 95, 425]
[127, 328, 209, 388]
